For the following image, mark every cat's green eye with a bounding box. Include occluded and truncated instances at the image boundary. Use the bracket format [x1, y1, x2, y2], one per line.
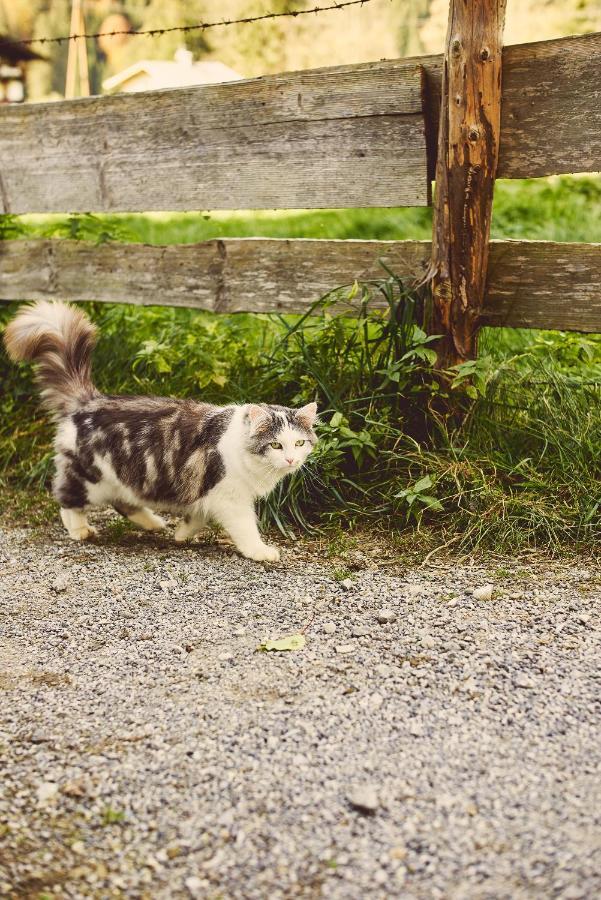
[270, 441, 283, 450]
[295, 439, 306, 447]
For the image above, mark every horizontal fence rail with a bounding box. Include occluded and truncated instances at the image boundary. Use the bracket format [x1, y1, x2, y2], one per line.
[0, 62, 429, 214]
[1, 238, 600, 332]
[0, 32, 599, 216]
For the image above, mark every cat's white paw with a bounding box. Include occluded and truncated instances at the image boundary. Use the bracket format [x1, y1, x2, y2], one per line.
[69, 525, 97, 541]
[244, 544, 280, 563]
[174, 525, 191, 543]
[141, 515, 166, 532]
[129, 509, 166, 531]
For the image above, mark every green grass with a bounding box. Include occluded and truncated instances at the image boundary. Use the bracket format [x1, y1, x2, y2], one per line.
[17, 176, 601, 245]
[1, 175, 601, 552]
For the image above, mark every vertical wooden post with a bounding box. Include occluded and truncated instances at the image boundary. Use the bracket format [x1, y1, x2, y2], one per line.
[65, 0, 89, 99]
[429, 0, 507, 367]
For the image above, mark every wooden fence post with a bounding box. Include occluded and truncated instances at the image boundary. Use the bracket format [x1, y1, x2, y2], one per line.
[429, 0, 507, 367]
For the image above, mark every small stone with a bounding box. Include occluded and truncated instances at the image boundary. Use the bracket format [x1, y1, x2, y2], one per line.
[62, 779, 89, 798]
[323, 623, 336, 635]
[377, 609, 397, 624]
[370, 692, 384, 709]
[406, 585, 422, 597]
[336, 644, 355, 655]
[185, 876, 205, 896]
[218, 652, 233, 662]
[160, 580, 176, 592]
[577, 613, 591, 624]
[472, 584, 493, 601]
[421, 635, 436, 649]
[340, 578, 353, 590]
[347, 785, 379, 814]
[28, 730, 52, 745]
[37, 781, 59, 803]
[71, 840, 86, 856]
[351, 627, 369, 638]
[409, 720, 423, 737]
[53, 573, 70, 592]
[514, 673, 535, 689]
[375, 664, 391, 677]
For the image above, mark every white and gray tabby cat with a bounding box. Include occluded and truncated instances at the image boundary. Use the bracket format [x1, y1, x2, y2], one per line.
[4, 301, 318, 562]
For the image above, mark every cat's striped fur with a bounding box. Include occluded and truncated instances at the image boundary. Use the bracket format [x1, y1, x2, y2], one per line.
[4, 301, 318, 561]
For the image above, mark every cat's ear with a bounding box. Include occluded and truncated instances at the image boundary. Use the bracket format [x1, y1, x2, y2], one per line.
[247, 404, 271, 435]
[296, 401, 318, 429]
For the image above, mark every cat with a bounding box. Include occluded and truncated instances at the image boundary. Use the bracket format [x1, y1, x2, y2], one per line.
[3, 301, 318, 562]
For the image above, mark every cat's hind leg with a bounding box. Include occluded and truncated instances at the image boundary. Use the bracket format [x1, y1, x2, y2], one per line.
[174, 514, 206, 543]
[113, 503, 166, 532]
[54, 464, 96, 540]
[60, 507, 96, 541]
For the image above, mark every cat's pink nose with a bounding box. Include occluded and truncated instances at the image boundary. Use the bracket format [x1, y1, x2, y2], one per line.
[286, 457, 294, 465]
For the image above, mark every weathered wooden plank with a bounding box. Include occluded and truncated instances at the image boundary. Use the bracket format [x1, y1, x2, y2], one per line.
[429, 0, 507, 366]
[484, 240, 601, 331]
[499, 32, 601, 178]
[0, 31, 597, 217]
[0, 62, 428, 214]
[0, 238, 600, 332]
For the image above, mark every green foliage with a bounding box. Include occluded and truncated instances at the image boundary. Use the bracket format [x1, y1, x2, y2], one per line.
[1, 176, 601, 552]
[101, 807, 125, 826]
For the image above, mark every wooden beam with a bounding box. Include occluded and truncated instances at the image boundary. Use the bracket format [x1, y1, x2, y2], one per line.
[1, 238, 600, 332]
[0, 33, 598, 217]
[0, 62, 428, 214]
[429, 0, 507, 366]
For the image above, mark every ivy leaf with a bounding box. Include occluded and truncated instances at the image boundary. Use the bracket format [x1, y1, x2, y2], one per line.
[257, 634, 306, 652]
[419, 495, 443, 511]
[413, 475, 434, 493]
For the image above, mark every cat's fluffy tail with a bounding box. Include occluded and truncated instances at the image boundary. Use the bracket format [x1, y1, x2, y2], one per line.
[3, 300, 98, 416]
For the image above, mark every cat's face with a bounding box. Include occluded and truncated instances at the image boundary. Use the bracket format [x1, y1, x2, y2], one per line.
[247, 402, 318, 473]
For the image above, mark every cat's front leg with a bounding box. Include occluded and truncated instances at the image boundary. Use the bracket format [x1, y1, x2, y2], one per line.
[214, 501, 280, 563]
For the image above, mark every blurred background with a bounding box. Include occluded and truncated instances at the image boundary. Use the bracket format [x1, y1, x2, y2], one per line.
[2, 0, 601, 102]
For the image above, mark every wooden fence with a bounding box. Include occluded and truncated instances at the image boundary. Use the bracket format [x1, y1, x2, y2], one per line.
[0, 13, 600, 356]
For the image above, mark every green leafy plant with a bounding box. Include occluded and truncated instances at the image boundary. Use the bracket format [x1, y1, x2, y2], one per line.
[395, 474, 443, 521]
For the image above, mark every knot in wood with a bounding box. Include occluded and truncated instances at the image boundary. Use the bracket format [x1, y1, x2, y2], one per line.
[479, 46, 490, 61]
[451, 38, 462, 57]
[468, 126, 480, 142]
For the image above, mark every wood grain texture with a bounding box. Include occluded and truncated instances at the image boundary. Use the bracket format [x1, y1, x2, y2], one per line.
[429, 0, 507, 365]
[0, 61, 428, 214]
[1, 238, 600, 332]
[413, 31, 601, 179]
[0, 32, 597, 217]
[498, 32, 601, 178]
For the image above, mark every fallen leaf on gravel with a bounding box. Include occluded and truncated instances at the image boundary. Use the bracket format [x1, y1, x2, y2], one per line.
[257, 634, 306, 652]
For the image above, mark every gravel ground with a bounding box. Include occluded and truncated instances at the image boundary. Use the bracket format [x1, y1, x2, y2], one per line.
[0, 514, 600, 900]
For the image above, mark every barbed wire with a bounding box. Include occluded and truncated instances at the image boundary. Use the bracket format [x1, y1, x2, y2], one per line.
[3, 0, 377, 49]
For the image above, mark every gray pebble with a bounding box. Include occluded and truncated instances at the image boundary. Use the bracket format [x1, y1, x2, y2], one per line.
[377, 609, 397, 624]
[347, 785, 380, 814]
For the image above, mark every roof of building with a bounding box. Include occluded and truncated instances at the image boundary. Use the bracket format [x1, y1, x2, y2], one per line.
[103, 54, 242, 93]
[0, 34, 48, 65]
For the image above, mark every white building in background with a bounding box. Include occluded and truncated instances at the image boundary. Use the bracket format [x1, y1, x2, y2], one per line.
[102, 48, 242, 94]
